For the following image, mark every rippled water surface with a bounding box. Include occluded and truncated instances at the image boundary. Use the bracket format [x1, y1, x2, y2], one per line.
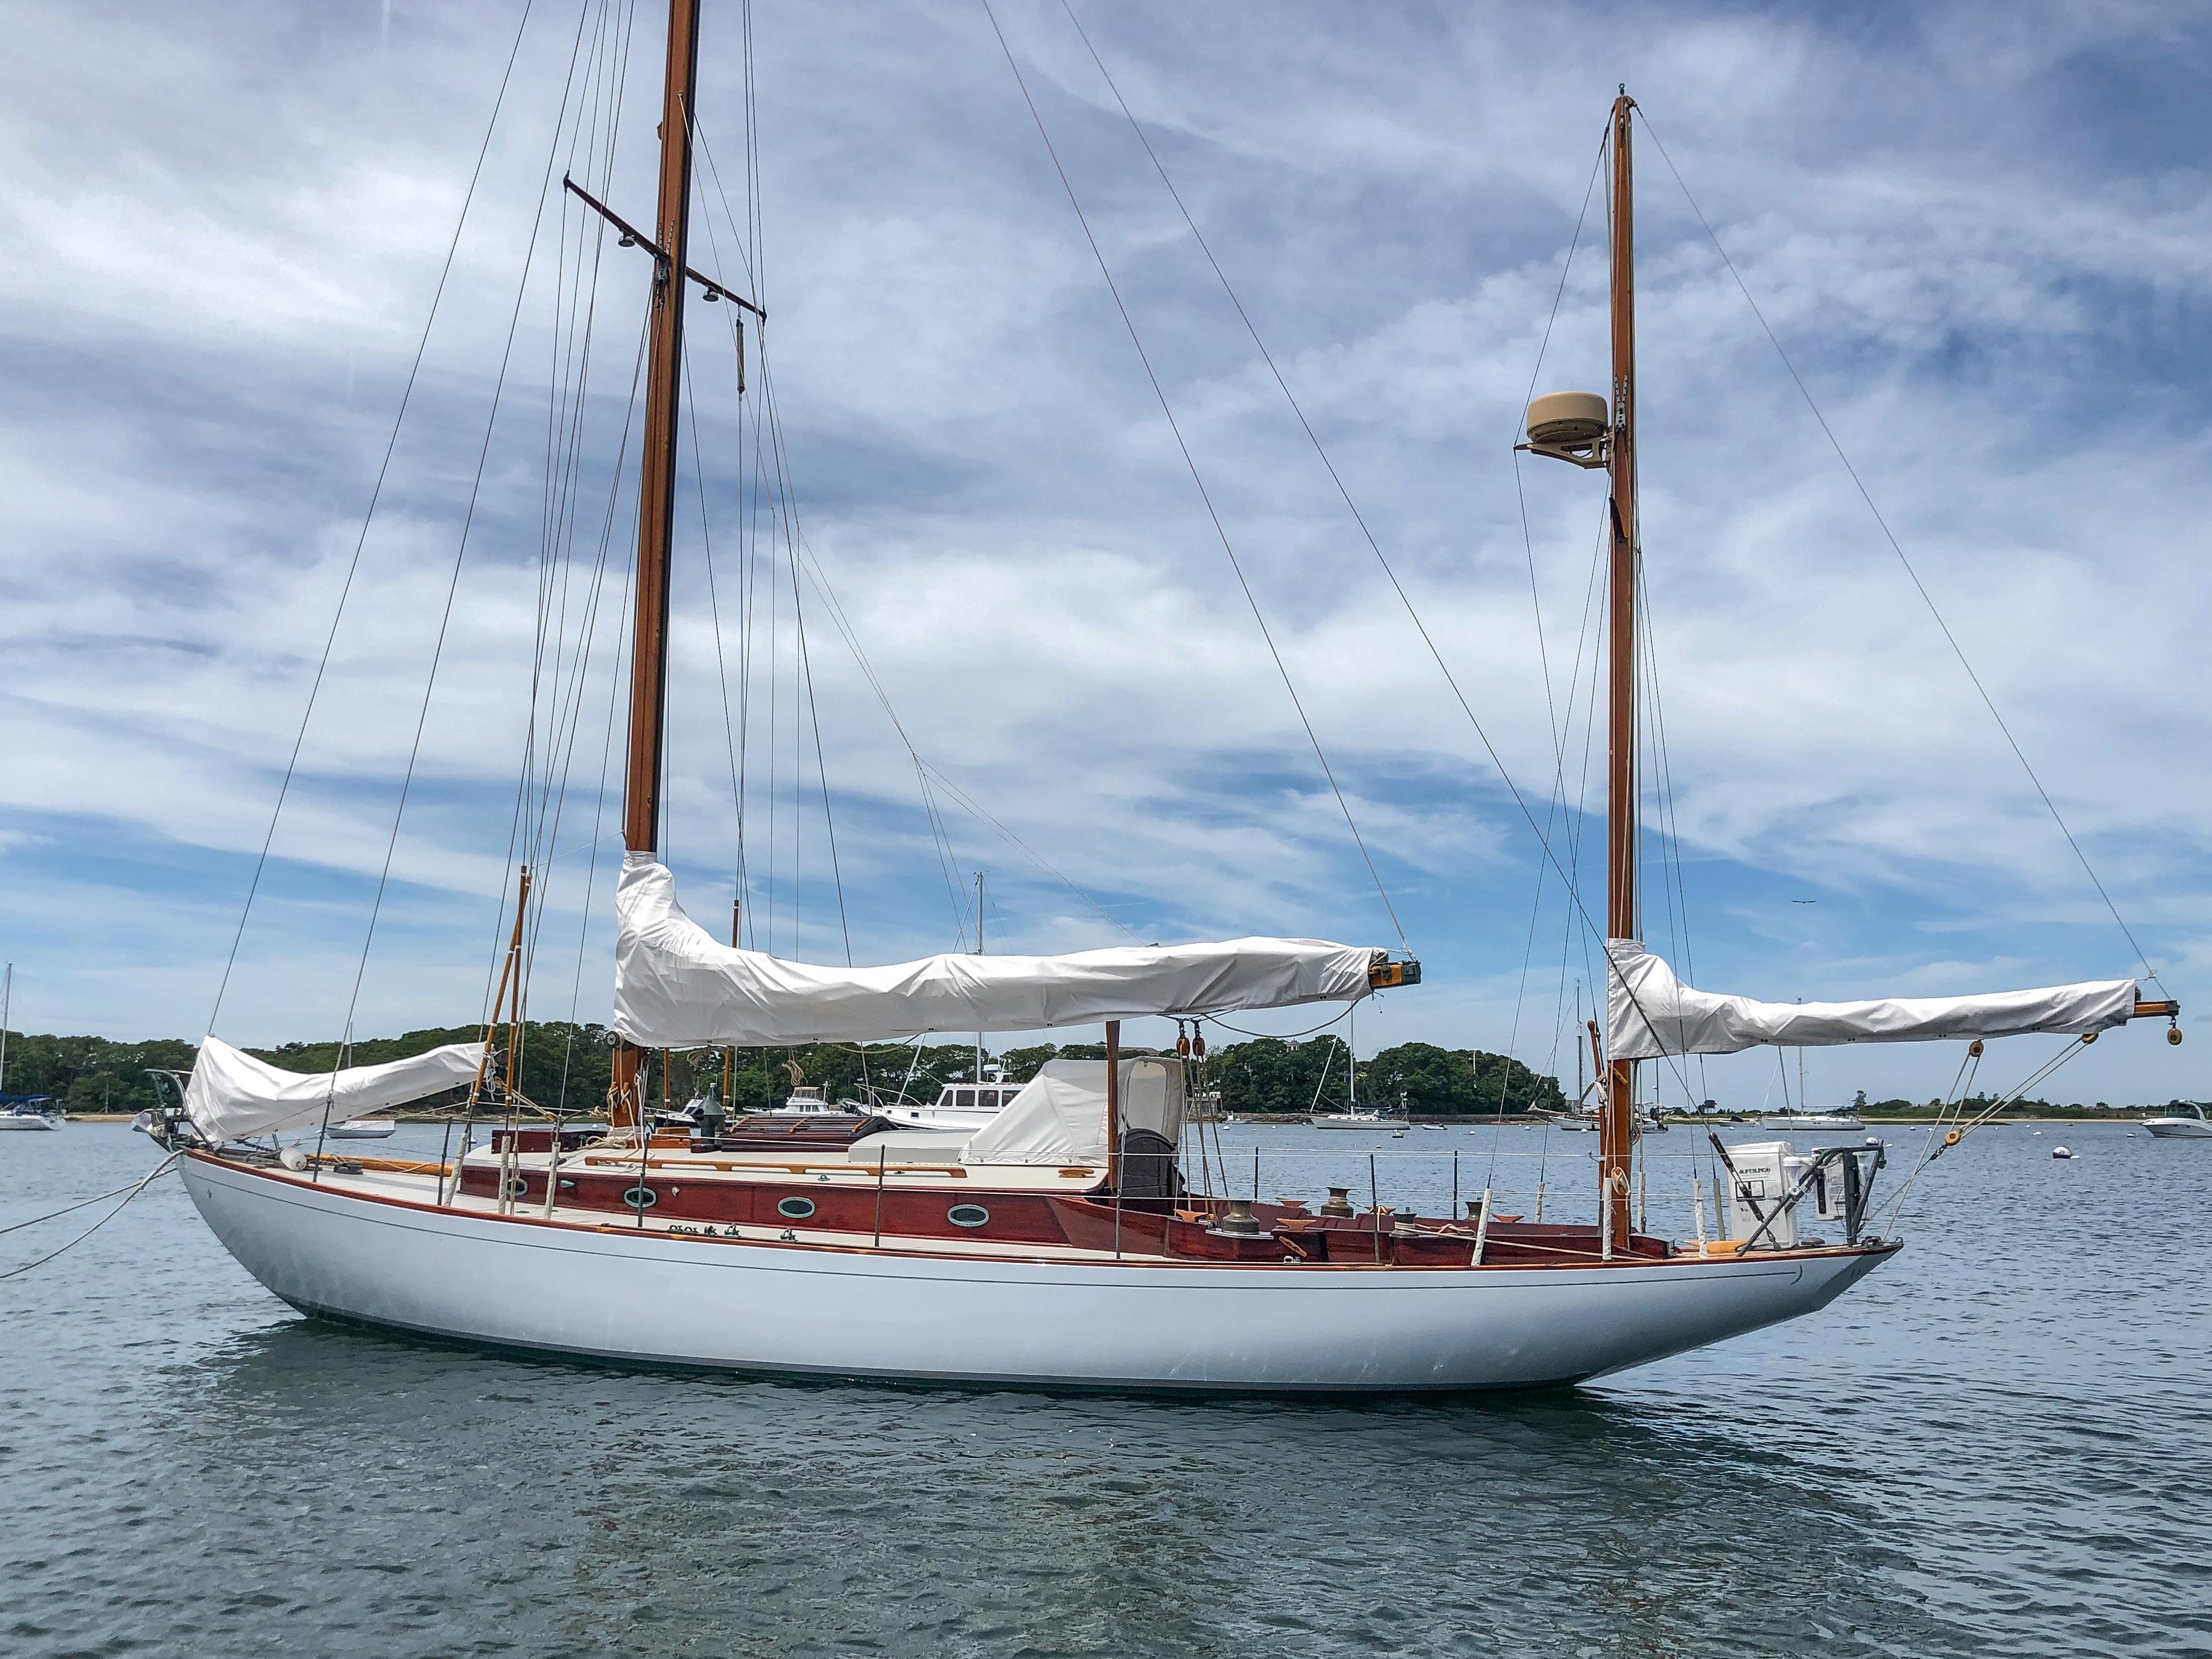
[4, 1121, 2207, 1657]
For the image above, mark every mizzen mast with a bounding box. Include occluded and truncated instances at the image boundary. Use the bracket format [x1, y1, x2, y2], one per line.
[611, 0, 703, 1129]
[1519, 89, 1640, 1248]
[1599, 90, 1639, 1249]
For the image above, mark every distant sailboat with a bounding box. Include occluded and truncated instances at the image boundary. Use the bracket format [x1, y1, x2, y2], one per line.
[0, 965, 62, 1131]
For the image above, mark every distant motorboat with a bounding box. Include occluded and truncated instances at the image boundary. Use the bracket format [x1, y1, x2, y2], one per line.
[325, 1120, 397, 1141]
[2143, 1103, 2212, 1140]
[875, 1080, 1023, 1134]
[1761, 1111, 1867, 1132]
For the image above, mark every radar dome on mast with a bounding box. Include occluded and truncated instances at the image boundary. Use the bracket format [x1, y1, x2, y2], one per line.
[1521, 390, 1610, 469]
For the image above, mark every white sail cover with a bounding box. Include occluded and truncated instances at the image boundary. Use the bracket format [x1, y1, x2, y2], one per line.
[614, 855, 1379, 1047]
[962, 1057, 1185, 1168]
[184, 1034, 485, 1143]
[1606, 939, 2137, 1060]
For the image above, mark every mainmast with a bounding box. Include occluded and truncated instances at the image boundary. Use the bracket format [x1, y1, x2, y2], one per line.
[611, 0, 702, 1129]
[1600, 91, 1639, 1248]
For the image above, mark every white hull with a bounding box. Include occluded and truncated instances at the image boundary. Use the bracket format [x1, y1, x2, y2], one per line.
[1761, 1115, 1866, 1132]
[0, 1114, 61, 1131]
[1308, 1117, 1399, 1131]
[2144, 1120, 2212, 1139]
[324, 1120, 397, 1141]
[180, 1153, 1894, 1394]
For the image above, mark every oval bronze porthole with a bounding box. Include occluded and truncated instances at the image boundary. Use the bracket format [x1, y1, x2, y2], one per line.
[500, 1176, 529, 1200]
[777, 1196, 816, 1220]
[623, 1185, 658, 1209]
[948, 1204, 990, 1229]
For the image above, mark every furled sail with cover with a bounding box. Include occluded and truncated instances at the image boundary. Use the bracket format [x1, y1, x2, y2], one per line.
[614, 855, 1383, 1047]
[1606, 939, 2137, 1061]
[185, 1034, 485, 1143]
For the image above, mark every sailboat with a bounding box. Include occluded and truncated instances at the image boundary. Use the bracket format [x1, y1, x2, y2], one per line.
[0, 964, 63, 1131]
[1309, 1027, 1396, 1128]
[157, 30, 2182, 1391]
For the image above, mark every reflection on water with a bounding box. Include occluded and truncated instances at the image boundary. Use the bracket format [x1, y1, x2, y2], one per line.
[5, 1124, 2208, 1657]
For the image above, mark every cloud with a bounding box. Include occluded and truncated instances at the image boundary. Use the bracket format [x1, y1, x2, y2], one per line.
[0, 0, 2205, 1105]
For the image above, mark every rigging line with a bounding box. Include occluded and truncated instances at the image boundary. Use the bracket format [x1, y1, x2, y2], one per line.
[206, 0, 541, 1038]
[1879, 1043, 1980, 1217]
[319, 23, 583, 1157]
[685, 149, 763, 926]
[1638, 557, 1709, 1106]
[0, 1153, 180, 1283]
[515, 197, 604, 956]
[1064, 0, 1610, 777]
[691, 116, 1020, 948]
[1635, 109, 2165, 994]
[1064, 5, 1599, 1102]
[489, 2, 621, 1018]
[690, 111, 758, 295]
[1544, 498, 1613, 1076]
[532, 54, 631, 785]
[487, 0, 618, 1018]
[746, 329, 973, 944]
[682, 339, 748, 910]
[1884, 1039, 2087, 1225]
[912, 759, 1143, 942]
[793, 571, 859, 969]
[558, 513, 636, 1116]
[982, 0, 1408, 951]
[519, 312, 653, 1006]
[701, 109, 1139, 953]
[1508, 137, 1610, 753]
[1501, 499, 1612, 1146]
[1633, 592, 1687, 1055]
[1197, 1004, 1355, 1042]
[1053, 1, 1630, 1004]
[0, 1159, 176, 1237]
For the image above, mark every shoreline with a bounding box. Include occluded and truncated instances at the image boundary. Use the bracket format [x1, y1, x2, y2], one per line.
[51, 1111, 2162, 1128]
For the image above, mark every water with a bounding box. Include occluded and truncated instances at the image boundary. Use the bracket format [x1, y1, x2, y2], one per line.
[4, 1121, 2207, 1657]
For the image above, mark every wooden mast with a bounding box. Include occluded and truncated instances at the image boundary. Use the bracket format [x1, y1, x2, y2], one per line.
[1600, 90, 1639, 1249]
[609, 0, 703, 1131]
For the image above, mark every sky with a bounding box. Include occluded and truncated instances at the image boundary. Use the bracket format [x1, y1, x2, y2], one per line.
[1, 0, 2208, 1109]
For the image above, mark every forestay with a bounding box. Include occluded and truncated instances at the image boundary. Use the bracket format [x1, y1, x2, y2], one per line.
[614, 856, 1381, 1047]
[185, 1035, 485, 1143]
[1606, 939, 2137, 1060]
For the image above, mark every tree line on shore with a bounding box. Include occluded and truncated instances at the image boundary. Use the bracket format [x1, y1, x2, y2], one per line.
[5, 1026, 2181, 1119]
[0, 1024, 1565, 1117]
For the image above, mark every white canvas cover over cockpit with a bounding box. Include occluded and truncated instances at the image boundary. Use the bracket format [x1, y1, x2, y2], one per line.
[961, 1057, 1186, 1168]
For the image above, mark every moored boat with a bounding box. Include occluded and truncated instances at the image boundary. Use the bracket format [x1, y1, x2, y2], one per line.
[1761, 1112, 1867, 1132]
[2143, 1103, 2212, 1139]
[0, 1095, 63, 1131]
[153, 34, 2184, 1397]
